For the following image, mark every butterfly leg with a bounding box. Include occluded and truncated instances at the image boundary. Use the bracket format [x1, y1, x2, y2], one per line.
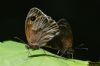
[57, 50, 60, 55]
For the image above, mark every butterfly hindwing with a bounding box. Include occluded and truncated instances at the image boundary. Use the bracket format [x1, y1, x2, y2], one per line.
[46, 19, 73, 56]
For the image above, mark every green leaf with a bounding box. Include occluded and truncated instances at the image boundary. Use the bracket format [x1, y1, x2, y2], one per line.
[0, 40, 89, 66]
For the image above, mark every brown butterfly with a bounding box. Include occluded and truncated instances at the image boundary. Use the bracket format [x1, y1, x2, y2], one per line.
[25, 7, 73, 55]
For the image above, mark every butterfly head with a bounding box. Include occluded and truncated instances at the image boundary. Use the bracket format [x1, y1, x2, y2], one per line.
[25, 43, 40, 50]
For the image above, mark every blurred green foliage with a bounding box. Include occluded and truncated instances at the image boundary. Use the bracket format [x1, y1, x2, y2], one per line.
[0, 41, 89, 66]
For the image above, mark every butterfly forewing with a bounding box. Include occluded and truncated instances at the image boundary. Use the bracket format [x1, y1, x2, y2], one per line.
[25, 7, 59, 49]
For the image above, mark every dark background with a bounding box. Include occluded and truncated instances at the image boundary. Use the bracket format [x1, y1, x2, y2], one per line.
[0, 0, 98, 61]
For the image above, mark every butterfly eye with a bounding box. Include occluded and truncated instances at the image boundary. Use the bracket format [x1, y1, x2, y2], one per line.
[31, 16, 36, 21]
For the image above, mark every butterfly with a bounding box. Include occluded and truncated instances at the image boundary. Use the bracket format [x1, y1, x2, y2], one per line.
[25, 7, 73, 55]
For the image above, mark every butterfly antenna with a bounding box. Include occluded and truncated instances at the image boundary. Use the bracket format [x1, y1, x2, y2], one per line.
[14, 37, 33, 56]
[13, 36, 26, 44]
[75, 43, 88, 50]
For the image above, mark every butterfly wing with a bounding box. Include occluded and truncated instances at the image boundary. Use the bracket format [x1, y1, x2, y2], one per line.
[25, 7, 59, 49]
[47, 19, 73, 52]
[57, 19, 73, 50]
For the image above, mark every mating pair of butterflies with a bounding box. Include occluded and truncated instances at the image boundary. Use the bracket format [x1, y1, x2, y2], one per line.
[25, 7, 73, 54]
